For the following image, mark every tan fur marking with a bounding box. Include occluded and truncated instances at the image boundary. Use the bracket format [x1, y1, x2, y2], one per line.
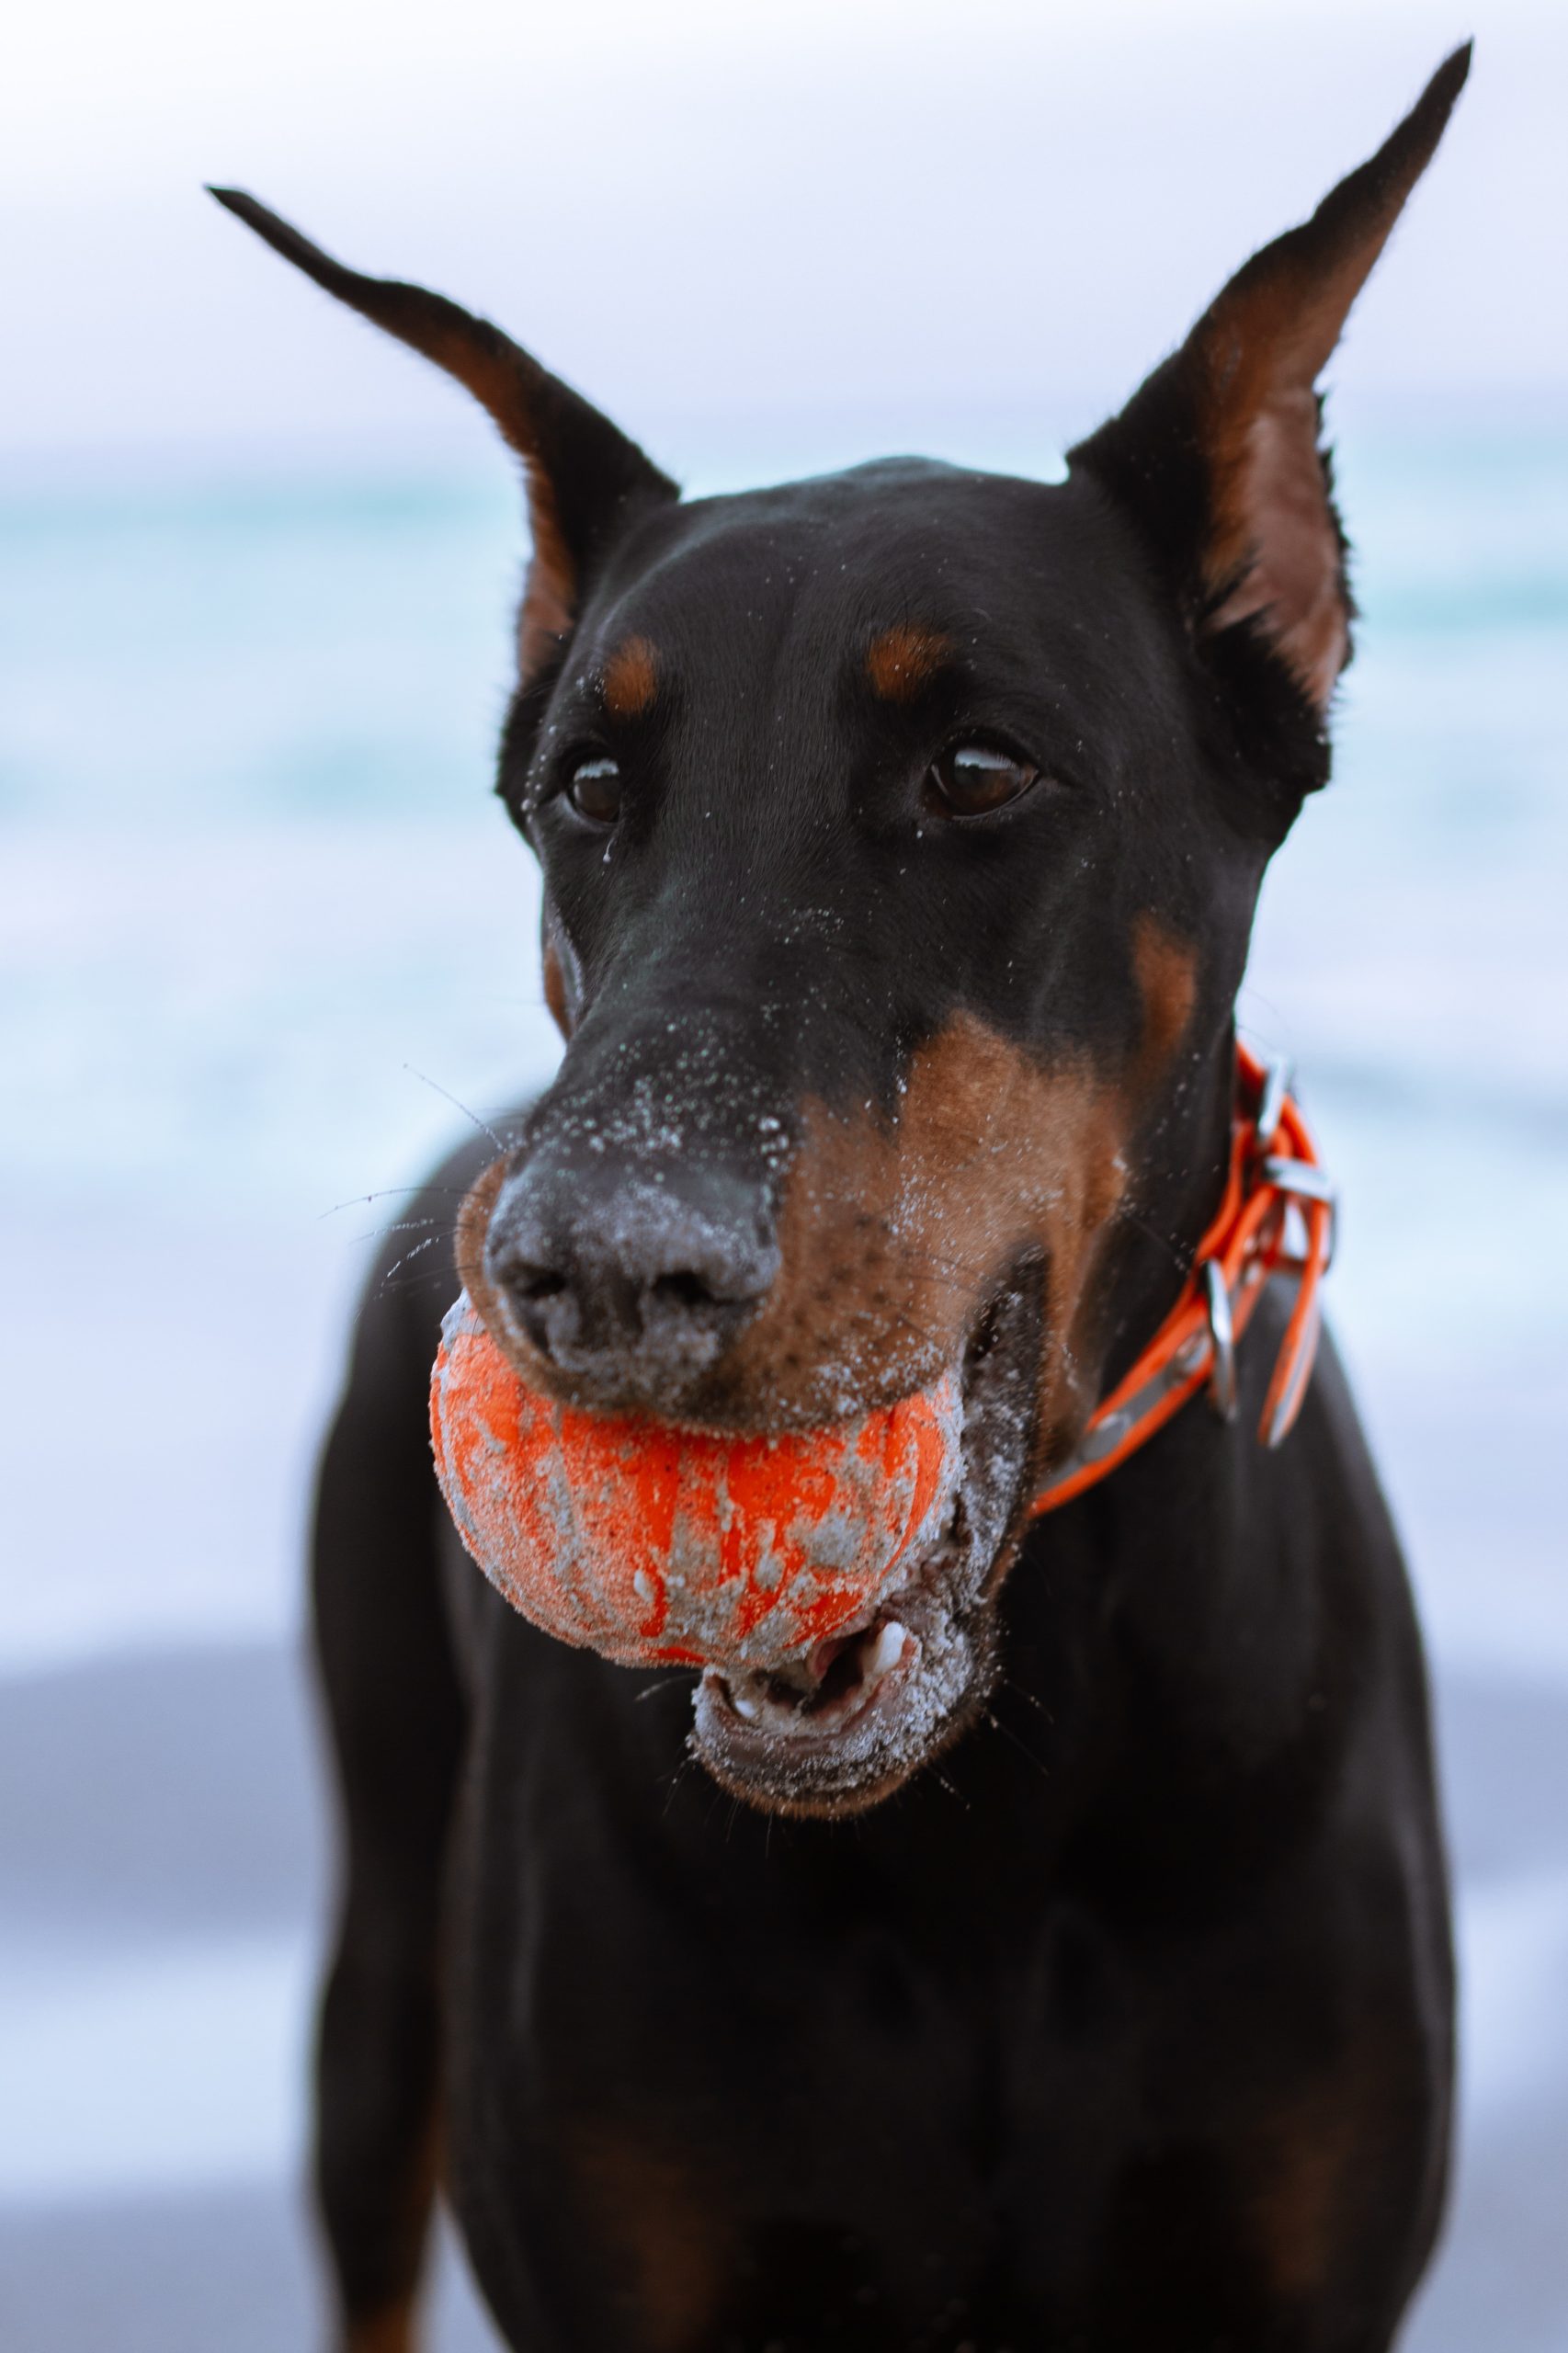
[1131, 913, 1199, 1085]
[865, 623, 952, 702]
[345, 2307, 415, 2353]
[456, 1153, 509, 1328]
[718, 1015, 1130, 1449]
[335, 2105, 441, 2353]
[541, 936, 571, 1040]
[572, 2125, 733, 2351]
[1256, 2118, 1351, 2301]
[601, 633, 660, 719]
[1249, 2030, 1399, 2303]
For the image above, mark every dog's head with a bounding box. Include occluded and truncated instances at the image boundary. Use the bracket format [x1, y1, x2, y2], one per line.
[216, 47, 1467, 1813]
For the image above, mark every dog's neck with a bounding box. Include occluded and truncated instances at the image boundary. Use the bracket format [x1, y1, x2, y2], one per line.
[1094, 1020, 1240, 1403]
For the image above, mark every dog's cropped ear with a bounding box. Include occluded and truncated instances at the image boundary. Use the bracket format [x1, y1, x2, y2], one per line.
[1069, 45, 1469, 793]
[209, 190, 679, 677]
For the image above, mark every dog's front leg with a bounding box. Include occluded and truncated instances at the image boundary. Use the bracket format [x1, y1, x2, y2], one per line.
[312, 1254, 468, 2353]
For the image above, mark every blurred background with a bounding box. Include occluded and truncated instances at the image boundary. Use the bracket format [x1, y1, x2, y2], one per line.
[2, 0, 1564, 2344]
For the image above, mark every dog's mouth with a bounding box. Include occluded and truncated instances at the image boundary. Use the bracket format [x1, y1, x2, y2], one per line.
[690, 1257, 1046, 1815]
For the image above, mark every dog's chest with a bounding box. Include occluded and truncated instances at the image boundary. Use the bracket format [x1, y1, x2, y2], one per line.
[437, 1614, 1177, 2347]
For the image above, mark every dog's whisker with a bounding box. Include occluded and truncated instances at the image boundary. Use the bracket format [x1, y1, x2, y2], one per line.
[660, 1751, 701, 1818]
[401, 1063, 509, 1154]
[374, 1270, 460, 1306]
[373, 1234, 441, 1293]
[984, 1706, 1051, 1780]
[999, 1674, 1055, 1722]
[317, 1183, 472, 1222]
[352, 1215, 444, 1247]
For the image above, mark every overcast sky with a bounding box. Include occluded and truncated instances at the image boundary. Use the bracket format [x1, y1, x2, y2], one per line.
[3, 0, 1562, 481]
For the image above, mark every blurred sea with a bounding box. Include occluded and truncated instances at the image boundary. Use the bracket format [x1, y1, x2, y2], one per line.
[2, 411, 1565, 2347]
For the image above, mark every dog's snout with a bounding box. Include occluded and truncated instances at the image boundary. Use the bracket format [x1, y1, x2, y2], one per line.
[484, 1156, 779, 1406]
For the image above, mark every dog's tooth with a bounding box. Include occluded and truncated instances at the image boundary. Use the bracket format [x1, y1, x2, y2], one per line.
[730, 1687, 759, 1722]
[868, 1620, 907, 1679]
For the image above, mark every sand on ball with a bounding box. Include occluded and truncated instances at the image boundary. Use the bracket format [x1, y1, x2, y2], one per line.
[429, 1292, 963, 1671]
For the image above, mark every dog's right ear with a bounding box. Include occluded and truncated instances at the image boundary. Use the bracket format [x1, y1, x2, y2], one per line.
[209, 190, 679, 678]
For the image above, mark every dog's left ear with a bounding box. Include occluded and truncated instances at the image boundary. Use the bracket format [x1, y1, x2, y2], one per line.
[1070, 44, 1470, 797]
[209, 190, 679, 678]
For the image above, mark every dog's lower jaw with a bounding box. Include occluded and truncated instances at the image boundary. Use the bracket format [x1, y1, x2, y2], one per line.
[690, 1587, 1003, 1819]
[687, 1258, 1046, 1816]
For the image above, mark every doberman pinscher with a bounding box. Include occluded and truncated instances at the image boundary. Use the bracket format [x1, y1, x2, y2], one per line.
[215, 44, 1468, 2353]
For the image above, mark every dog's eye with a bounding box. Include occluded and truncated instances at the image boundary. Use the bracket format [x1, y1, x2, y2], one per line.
[566, 756, 623, 825]
[928, 743, 1040, 818]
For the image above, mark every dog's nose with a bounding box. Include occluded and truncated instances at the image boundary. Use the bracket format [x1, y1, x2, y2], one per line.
[484, 1156, 780, 1405]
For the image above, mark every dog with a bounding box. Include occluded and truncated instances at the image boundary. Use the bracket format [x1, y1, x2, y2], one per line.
[215, 42, 1468, 2352]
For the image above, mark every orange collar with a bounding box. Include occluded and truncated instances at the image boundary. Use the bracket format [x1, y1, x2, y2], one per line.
[1030, 1043, 1335, 1518]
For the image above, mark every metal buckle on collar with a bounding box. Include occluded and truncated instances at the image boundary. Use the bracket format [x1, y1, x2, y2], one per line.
[1202, 1258, 1237, 1422]
[1262, 1153, 1339, 1271]
[1253, 1053, 1292, 1154]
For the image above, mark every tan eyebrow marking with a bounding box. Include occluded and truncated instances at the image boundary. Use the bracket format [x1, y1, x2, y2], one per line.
[865, 624, 952, 702]
[601, 634, 660, 719]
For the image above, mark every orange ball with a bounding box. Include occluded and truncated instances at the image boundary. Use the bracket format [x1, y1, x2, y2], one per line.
[429, 1293, 962, 1670]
